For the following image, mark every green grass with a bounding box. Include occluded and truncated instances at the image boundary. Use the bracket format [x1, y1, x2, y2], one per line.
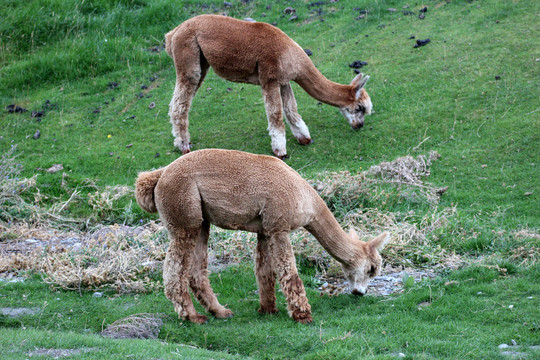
[0, 0, 539, 358]
[1, 265, 539, 359]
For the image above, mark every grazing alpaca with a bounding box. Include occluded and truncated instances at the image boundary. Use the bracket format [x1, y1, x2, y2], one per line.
[135, 149, 389, 324]
[165, 15, 372, 159]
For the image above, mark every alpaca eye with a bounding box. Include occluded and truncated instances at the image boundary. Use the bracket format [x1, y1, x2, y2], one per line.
[356, 105, 365, 113]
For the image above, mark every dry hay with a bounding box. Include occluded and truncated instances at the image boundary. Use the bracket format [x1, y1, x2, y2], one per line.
[101, 313, 164, 339]
[28, 347, 97, 358]
[311, 151, 447, 207]
[0, 222, 168, 293]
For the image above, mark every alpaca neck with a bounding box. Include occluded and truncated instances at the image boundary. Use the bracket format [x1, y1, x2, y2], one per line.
[304, 203, 357, 266]
[294, 62, 354, 108]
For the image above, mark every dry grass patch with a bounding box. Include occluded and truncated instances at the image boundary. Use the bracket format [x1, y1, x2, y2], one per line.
[101, 313, 164, 339]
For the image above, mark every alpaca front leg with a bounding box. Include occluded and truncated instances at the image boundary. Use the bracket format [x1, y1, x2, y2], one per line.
[189, 221, 233, 319]
[262, 83, 287, 159]
[269, 232, 313, 323]
[255, 234, 278, 314]
[164, 233, 207, 324]
[281, 83, 312, 146]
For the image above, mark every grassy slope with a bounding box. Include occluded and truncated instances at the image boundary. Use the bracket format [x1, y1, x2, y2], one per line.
[0, 0, 539, 359]
[0, 0, 538, 225]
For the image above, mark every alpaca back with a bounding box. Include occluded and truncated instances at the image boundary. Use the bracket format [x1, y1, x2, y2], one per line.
[153, 149, 320, 232]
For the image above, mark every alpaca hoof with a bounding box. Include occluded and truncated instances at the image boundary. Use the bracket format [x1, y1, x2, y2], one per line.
[258, 307, 279, 315]
[214, 309, 234, 319]
[188, 314, 208, 324]
[297, 137, 313, 146]
[180, 143, 193, 155]
[274, 153, 289, 160]
[292, 311, 312, 324]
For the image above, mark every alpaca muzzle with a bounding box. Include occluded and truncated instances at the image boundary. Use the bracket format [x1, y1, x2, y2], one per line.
[352, 122, 364, 130]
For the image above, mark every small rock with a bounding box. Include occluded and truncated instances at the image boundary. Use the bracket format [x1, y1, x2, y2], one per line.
[289, 14, 298, 21]
[419, 6, 428, 12]
[388, 8, 396, 12]
[356, 15, 365, 20]
[398, 353, 406, 358]
[1, 307, 40, 317]
[511, 339, 518, 346]
[419, 13, 425, 19]
[495, 75, 501, 80]
[304, 48, 313, 56]
[409, 35, 416, 39]
[524, 192, 532, 196]
[32, 130, 41, 139]
[93, 292, 103, 298]
[141, 84, 148, 90]
[148, 102, 156, 109]
[499, 344, 509, 349]
[481, 164, 488, 168]
[126, 144, 133, 148]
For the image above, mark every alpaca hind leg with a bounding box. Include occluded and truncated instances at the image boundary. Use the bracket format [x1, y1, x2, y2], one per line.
[281, 83, 312, 146]
[169, 43, 205, 154]
[269, 232, 312, 323]
[255, 233, 278, 314]
[163, 228, 207, 324]
[262, 83, 287, 159]
[189, 220, 233, 319]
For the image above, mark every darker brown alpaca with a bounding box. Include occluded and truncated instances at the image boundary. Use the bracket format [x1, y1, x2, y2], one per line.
[135, 149, 389, 324]
[165, 15, 373, 159]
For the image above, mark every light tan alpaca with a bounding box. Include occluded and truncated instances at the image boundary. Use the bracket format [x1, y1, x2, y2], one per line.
[165, 15, 373, 159]
[135, 149, 389, 324]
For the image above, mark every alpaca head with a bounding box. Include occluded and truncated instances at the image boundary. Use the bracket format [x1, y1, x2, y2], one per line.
[341, 230, 389, 296]
[339, 73, 372, 130]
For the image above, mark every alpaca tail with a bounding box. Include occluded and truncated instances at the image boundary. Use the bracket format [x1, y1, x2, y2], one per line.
[135, 168, 165, 213]
[164, 29, 175, 57]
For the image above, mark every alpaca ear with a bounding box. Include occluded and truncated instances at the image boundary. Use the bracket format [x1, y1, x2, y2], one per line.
[369, 232, 390, 251]
[350, 73, 370, 89]
[348, 228, 359, 240]
[351, 73, 370, 99]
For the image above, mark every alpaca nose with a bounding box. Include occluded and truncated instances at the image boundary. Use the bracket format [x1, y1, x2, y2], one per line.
[352, 122, 363, 130]
[351, 289, 366, 296]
